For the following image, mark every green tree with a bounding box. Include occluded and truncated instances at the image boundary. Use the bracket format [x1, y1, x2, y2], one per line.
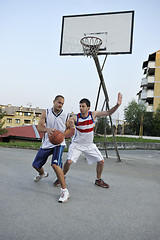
[152, 104, 160, 136]
[124, 100, 146, 135]
[95, 117, 111, 134]
[143, 112, 154, 136]
[0, 108, 8, 135]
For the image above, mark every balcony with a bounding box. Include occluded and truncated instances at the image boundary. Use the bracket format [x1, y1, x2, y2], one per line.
[141, 89, 154, 100]
[141, 78, 147, 87]
[141, 76, 154, 88]
[147, 68, 155, 76]
[147, 76, 155, 84]
[146, 105, 154, 112]
[141, 90, 147, 100]
[138, 99, 146, 105]
[148, 61, 155, 68]
[147, 89, 154, 98]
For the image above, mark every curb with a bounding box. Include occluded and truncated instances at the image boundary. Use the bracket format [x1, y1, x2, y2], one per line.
[65, 141, 160, 150]
[95, 142, 160, 150]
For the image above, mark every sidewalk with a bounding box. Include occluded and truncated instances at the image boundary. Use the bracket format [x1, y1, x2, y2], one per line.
[0, 147, 160, 240]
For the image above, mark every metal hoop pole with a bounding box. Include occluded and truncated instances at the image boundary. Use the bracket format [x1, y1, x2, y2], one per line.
[101, 55, 108, 72]
[92, 54, 121, 162]
[95, 55, 108, 111]
[94, 99, 108, 158]
[94, 82, 102, 111]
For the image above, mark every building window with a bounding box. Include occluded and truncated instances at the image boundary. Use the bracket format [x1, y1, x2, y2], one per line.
[24, 120, 31, 124]
[24, 112, 31, 116]
[16, 112, 23, 115]
[15, 119, 20, 124]
[6, 118, 12, 123]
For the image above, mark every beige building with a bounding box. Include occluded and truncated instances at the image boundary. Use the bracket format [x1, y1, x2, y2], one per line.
[138, 50, 160, 112]
[0, 104, 44, 128]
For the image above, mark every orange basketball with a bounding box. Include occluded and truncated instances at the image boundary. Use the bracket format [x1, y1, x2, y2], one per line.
[49, 130, 64, 145]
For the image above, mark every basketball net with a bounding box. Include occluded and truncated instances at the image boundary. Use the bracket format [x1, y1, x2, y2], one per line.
[80, 36, 102, 57]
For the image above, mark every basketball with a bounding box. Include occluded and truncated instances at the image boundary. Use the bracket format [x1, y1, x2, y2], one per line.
[49, 130, 64, 145]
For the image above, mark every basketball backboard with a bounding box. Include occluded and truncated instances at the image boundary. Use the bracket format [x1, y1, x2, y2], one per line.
[60, 11, 134, 56]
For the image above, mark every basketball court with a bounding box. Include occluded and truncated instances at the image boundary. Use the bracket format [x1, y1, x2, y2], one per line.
[2, 10, 159, 240]
[0, 147, 160, 240]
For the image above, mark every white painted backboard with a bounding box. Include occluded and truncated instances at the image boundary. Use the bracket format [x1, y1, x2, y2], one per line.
[60, 11, 134, 56]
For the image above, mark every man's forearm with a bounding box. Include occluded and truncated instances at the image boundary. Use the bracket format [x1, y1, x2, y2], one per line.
[37, 125, 48, 133]
[107, 103, 119, 116]
[94, 103, 119, 118]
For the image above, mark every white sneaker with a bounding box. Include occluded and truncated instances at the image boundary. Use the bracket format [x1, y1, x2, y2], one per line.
[34, 172, 49, 182]
[58, 188, 70, 203]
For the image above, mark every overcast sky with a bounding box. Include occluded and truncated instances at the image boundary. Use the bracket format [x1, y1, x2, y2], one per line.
[0, 0, 160, 120]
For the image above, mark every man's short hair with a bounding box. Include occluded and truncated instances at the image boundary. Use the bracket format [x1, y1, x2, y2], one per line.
[79, 98, 90, 107]
[54, 95, 64, 101]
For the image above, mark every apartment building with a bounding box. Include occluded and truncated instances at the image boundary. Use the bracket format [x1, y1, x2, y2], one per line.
[137, 50, 160, 112]
[0, 104, 44, 128]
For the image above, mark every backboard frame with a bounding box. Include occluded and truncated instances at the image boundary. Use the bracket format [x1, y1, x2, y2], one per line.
[59, 10, 134, 56]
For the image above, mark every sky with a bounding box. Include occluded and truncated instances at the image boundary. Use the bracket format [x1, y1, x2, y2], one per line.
[0, 0, 160, 121]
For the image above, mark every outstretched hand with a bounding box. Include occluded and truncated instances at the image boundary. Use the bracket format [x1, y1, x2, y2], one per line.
[117, 92, 122, 106]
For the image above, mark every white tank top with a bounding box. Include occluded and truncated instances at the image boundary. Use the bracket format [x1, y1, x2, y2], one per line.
[41, 108, 69, 149]
[72, 111, 95, 144]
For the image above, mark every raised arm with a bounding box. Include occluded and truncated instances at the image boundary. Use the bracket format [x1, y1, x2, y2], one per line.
[92, 92, 122, 119]
[37, 110, 55, 137]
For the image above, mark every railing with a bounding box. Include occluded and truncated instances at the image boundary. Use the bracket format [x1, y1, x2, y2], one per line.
[141, 78, 147, 87]
[148, 61, 155, 68]
[146, 105, 154, 112]
[141, 89, 154, 99]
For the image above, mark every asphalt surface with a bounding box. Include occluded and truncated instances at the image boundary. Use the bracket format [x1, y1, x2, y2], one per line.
[0, 147, 160, 240]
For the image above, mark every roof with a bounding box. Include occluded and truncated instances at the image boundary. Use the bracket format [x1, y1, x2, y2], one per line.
[0, 104, 44, 115]
[1, 125, 44, 140]
[142, 51, 157, 69]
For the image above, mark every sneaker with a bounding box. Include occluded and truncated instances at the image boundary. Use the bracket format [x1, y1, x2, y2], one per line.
[95, 179, 110, 188]
[58, 189, 70, 203]
[34, 172, 49, 182]
[53, 178, 60, 187]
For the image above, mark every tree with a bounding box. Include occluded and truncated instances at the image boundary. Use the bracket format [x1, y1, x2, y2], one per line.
[124, 100, 146, 135]
[152, 104, 160, 136]
[143, 111, 154, 136]
[95, 117, 111, 134]
[0, 108, 8, 135]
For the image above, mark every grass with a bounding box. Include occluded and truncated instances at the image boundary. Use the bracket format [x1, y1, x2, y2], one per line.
[0, 135, 160, 149]
[0, 141, 41, 149]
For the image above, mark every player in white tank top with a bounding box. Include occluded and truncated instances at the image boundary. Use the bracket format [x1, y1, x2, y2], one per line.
[41, 108, 69, 149]
[32, 95, 72, 202]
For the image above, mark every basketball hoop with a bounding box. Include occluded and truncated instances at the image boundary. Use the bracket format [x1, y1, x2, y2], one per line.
[80, 36, 102, 57]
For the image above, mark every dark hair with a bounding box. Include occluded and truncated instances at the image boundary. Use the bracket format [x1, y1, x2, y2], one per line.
[54, 95, 64, 101]
[79, 98, 90, 107]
